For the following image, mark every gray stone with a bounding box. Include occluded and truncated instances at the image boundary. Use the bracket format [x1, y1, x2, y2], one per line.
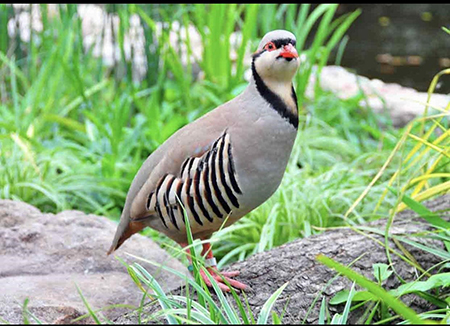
[0, 200, 189, 324]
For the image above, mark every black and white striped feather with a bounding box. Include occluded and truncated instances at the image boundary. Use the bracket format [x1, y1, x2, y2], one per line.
[146, 131, 242, 230]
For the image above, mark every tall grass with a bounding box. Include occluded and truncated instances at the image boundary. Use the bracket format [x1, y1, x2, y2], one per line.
[1, 4, 450, 324]
[0, 4, 361, 219]
[115, 208, 290, 325]
[313, 67, 450, 324]
[0, 3, 448, 266]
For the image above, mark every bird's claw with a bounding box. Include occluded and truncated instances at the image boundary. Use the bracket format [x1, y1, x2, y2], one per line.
[199, 267, 247, 292]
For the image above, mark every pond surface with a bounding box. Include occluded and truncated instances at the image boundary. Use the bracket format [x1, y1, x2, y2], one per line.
[335, 4, 450, 93]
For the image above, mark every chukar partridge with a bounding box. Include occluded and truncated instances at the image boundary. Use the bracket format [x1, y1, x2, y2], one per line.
[108, 29, 299, 291]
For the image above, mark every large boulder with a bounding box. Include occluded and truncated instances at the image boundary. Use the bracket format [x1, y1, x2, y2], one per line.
[0, 200, 189, 324]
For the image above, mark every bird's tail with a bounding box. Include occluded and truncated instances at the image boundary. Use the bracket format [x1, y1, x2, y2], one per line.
[107, 218, 146, 255]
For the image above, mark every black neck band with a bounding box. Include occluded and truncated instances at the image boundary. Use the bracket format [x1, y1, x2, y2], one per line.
[251, 58, 298, 129]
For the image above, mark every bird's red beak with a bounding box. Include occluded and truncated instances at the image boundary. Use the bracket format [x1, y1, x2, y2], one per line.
[279, 43, 298, 59]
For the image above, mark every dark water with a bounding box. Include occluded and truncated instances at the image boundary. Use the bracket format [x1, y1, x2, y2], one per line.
[334, 4, 450, 93]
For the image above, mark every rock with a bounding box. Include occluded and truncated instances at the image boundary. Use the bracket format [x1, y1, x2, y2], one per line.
[0, 200, 189, 324]
[306, 65, 450, 127]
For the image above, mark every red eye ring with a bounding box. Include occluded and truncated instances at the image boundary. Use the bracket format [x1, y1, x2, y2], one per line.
[264, 42, 276, 51]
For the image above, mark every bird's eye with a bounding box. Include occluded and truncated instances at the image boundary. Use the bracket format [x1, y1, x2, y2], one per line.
[264, 42, 276, 51]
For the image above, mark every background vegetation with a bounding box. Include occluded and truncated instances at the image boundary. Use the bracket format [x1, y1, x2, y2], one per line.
[1, 4, 449, 324]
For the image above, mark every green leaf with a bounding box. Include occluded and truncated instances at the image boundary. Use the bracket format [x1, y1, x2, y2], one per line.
[271, 311, 282, 324]
[316, 254, 434, 324]
[330, 289, 376, 305]
[373, 263, 393, 283]
[390, 273, 450, 297]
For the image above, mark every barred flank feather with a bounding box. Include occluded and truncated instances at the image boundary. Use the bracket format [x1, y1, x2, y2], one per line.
[146, 132, 242, 229]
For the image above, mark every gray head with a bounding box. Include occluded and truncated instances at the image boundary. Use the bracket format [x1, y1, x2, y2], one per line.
[252, 30, 299, 83]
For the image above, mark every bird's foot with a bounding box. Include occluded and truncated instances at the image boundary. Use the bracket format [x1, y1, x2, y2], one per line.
[182, 242, 248, 292]
[199, 266, 248, 292]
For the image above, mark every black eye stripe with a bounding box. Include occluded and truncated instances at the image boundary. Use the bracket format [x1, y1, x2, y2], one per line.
[271, 38, 296, 49]
[252, 37, 296, 59]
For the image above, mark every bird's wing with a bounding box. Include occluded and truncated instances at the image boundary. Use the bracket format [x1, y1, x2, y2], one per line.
[107, 109, 237, 253]
[131, 128, 242, 226]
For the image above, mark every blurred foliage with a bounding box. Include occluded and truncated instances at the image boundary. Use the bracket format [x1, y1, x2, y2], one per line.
[0, 4, 448, 264]
[1, 5, 450, 324]
[0, 4, 361, 216]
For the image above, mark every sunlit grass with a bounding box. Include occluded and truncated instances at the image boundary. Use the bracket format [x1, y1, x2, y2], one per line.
[1, 3, 447, 264]
[0, 4, 368, 221]
[1, 4, 449, 324]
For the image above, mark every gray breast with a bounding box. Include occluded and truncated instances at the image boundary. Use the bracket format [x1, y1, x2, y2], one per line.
[228, 100, 297, 212]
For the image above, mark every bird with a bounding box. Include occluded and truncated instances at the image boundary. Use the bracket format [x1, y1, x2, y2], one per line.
[108, 29, 300, 292]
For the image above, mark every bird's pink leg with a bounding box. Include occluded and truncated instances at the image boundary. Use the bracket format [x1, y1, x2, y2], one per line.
[180, 242, 247, 292]
[200, 243, 248, 292]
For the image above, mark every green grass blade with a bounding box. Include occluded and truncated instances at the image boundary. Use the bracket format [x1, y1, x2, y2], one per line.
[316, 254, 433, 324]
[22, 298, 30, 325]
[227, 279, 251, 324]
[388, 186, 450, 229]
[340, 282, 356, 324]
[75, 284, 105, 324]
[123, 253, 229, 323]
[0, 51, 30, 89]
[271, 310, 282, 324]
[318, 297, 327, 324]
[256, 282, 288, 324]
[200, 266, 240, 324]
[295, 4, 332, 52]
[132, 263, 180, 324]
[171, 295, 215, 323]
[330, 313, 342, 324]
[394, 236, 450, 261]
[21, 298, 43, 325]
